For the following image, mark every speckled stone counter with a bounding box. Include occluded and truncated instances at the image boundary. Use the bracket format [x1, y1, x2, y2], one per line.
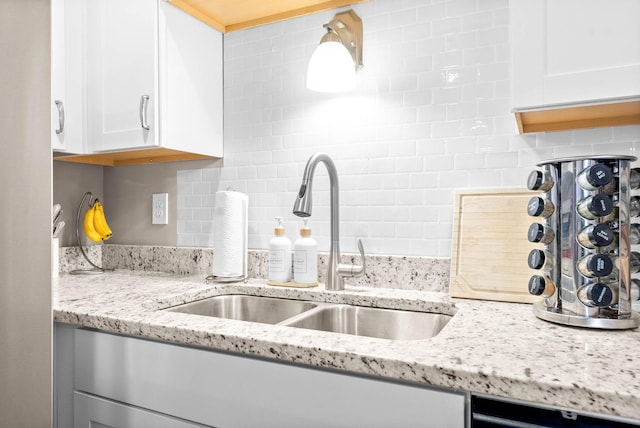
[53, 270, 640, 421]
[62, 244, 450, 292]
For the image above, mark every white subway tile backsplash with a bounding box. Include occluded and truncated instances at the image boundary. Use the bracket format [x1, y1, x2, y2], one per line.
[416, 138, 447, 155]
[478, 0, 509, 11]
[402, 122, 431, 140]
[453, 152, 485, 170]
[389, 9, 417, 28]
[381, 173, 412, 190]
[176, 0, 638, 258]
[476, 27, 509, 47]
[433, 87, 463, 104]
[432, 17, 461, 37]
[613, 125, 640, 141]
[184, 195, 202, 209]
[410, 171, 441, 189]
[439, 169, 471, 185]
[594, 143, 637, 157]
[464, 46, 495, 65]
[431, 120, 462, 138]
[417, 3, 447, 22]
[462, 82, 494, 101]
[461, 11, 493, 32]
[393, 157, 422, 174]
[446, 0, 477, 17]
[462, 118, 494, 136]
[478, 62, 509, 81]
[485, 151, 518, 169]
[446, 102, 477, 120]
[403, 22, 432, 41]
[446, 32, 477, 51]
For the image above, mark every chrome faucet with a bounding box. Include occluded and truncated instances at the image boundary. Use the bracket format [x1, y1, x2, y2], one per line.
[293, 153, 366, 291]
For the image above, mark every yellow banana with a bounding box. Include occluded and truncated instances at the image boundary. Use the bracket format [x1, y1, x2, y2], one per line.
[83, 203, 103, 242]
[92, 200, 113, 240]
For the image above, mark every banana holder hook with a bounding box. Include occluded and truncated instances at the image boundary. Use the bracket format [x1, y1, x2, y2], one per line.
[70, 191, 111, 275]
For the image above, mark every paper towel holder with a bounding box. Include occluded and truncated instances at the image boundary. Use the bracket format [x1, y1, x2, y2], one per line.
[205, 273, 247, 284]
[205, 188, 249, 284]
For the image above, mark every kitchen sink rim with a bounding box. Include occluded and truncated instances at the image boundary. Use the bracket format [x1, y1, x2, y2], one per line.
[162, 292, 456, 342]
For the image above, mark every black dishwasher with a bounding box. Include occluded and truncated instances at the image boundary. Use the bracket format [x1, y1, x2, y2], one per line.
[471, 395, 640, 428]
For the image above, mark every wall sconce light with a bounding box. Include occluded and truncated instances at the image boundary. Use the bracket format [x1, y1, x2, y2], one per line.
[306, 9, 363, 93]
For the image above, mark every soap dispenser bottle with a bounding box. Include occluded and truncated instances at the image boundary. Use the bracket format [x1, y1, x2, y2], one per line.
[293, 219, 318, 285]
[268, 217, 292, 283]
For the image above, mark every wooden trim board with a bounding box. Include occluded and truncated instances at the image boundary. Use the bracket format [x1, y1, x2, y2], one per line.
[168, 0, 369, 33]
[450, 188, 540, 303]
[514, 99, 640, 134]
[53, 148, 216, 167]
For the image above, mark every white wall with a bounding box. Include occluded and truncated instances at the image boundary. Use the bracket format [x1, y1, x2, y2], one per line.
[177, 0, 640, 257]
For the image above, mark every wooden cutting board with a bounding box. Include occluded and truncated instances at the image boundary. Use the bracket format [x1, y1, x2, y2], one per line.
[450, 188, 541, 303]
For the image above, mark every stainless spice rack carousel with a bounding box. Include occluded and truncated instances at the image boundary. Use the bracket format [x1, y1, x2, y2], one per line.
[527, 155, 640, 329]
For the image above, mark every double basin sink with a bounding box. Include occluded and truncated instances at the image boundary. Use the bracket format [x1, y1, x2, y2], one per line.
[166, 294, 452, 341]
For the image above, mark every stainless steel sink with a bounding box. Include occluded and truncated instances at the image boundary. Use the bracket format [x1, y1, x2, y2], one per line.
[167, 295, 317, 325]
[167, 294, 452, 340]
[282, 305, 452, 340]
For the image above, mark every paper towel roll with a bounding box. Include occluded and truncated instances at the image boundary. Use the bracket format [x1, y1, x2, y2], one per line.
[212, 190, 248, 278]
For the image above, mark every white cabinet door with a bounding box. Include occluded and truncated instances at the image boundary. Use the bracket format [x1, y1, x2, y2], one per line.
[75, 328, 467, 428]
[74, 392, 211, 428]
[511, 0, 640, 109]
[51, 0, 85, 154]
[82, 0, 222, 159]
[86, 0, 158, 152]
[157, 0, 223, 157]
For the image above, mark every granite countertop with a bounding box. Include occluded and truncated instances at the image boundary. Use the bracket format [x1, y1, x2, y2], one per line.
[53, 270, 640, 420]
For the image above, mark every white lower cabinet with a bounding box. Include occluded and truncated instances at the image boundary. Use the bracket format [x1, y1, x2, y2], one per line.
[55, 324, 467, 428]
[74, 392, 210, 428]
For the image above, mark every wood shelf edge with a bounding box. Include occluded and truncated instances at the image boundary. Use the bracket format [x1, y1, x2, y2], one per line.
[225, 0, 369, 33]
[168, 0, 368, 33]
[54, 148, 217, 167]
[168, 0, 226, 32]
[514, 100, 640, 134]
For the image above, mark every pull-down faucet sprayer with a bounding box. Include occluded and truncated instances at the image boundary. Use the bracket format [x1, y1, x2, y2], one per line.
[293, 153, 366, 291]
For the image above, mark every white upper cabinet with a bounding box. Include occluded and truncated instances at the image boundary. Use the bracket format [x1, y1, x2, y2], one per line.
[67, 0, 223, 164]
[51, 0, 85, 154]
[511, 0, 640, 109]
[86, 0, 158, 152]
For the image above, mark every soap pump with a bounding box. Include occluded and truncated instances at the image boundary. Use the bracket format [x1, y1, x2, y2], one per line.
[293, 218, 318, 285]
[268, 217, 292, 282]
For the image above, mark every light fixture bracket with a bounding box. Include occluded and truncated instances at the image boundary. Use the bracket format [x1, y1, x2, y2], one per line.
[323, 9, 363, 71]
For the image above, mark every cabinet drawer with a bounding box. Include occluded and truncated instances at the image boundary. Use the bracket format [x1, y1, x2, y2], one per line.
[75, 329, 466, 428]
[74, 392, 210, 428]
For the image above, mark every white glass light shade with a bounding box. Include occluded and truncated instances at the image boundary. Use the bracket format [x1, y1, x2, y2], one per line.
[306, 41, 356, 93]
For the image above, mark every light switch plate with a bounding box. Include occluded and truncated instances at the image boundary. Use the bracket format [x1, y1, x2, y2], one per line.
[152, 193, 169, 225]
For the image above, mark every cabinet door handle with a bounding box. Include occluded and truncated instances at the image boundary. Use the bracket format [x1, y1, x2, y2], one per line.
[139, 95, 150, 130]
[55, 100, 64, 135]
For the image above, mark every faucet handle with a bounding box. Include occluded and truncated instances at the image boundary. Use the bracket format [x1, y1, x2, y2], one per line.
[338, 239, 366, 278]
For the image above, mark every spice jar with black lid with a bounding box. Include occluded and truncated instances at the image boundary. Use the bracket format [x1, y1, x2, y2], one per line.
[528, 223, 555, 244]
[527, 196, 554, 218]
[576, 194, 613, 220]
[528, 275, 556, 298]
[577, 223, 615, 249]
[577, 253, 614, 278]
[576, 163, 613, 191]
[527, 170, 554, 192]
